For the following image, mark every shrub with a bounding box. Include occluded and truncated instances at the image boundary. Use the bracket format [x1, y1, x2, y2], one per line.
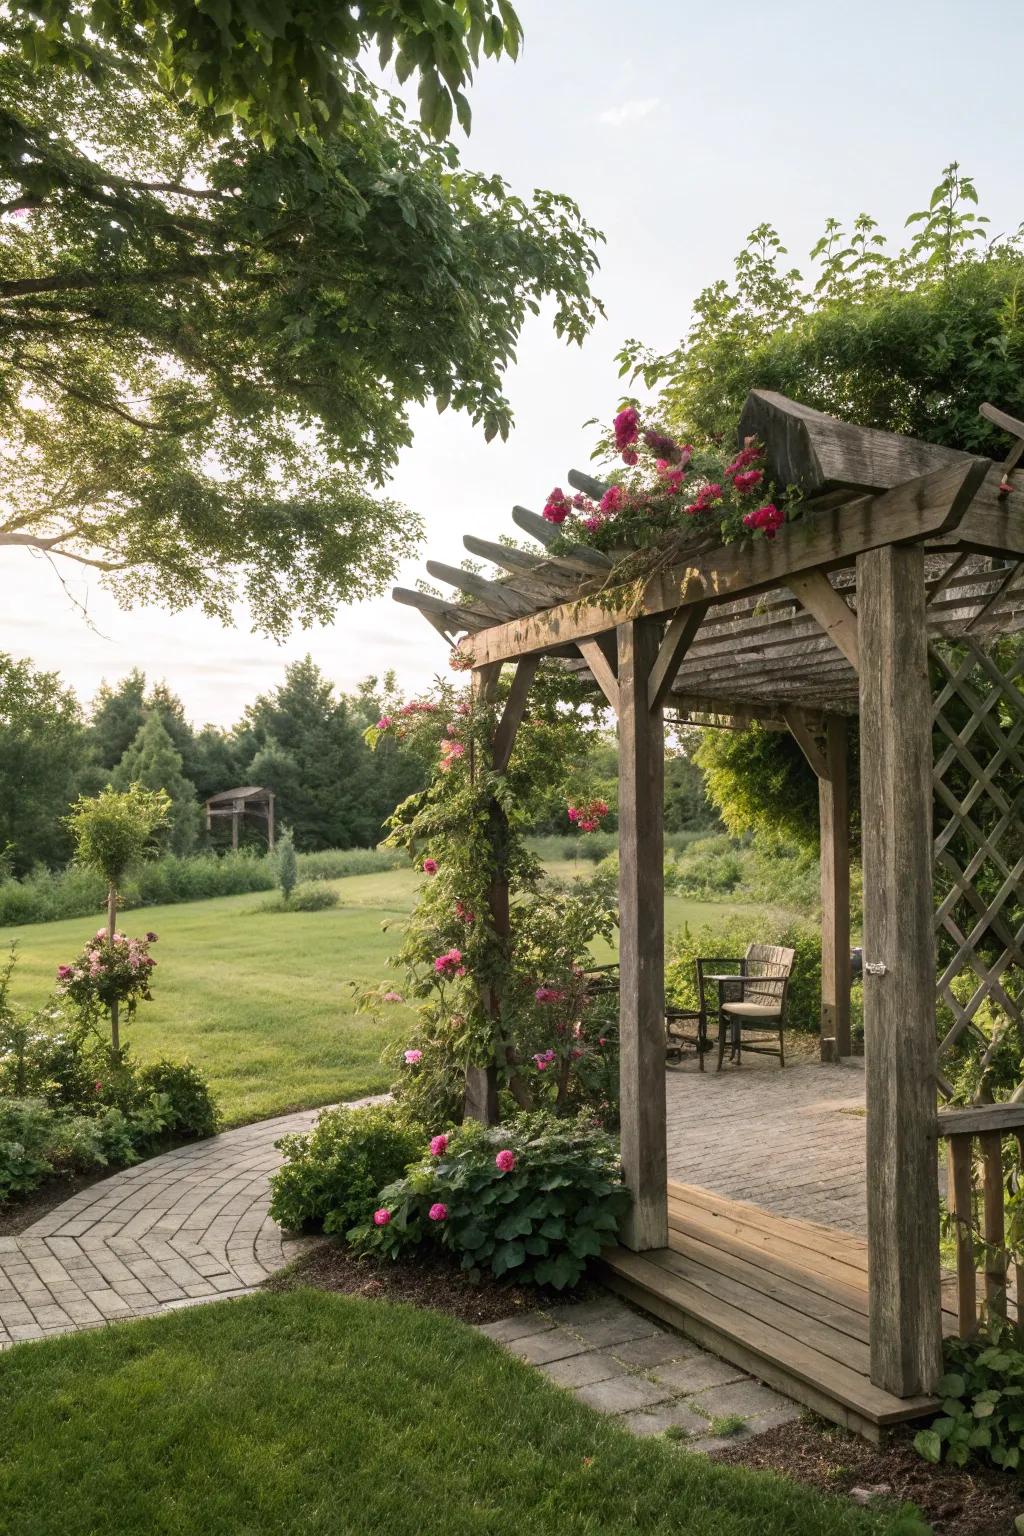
[667, 834, 745, 896]
[269, 1104, 425, 1235]
[0, 1098, 56, 1198]
[915, 1329, 1024, 1470]
[135, 1059, 220, 1139]
[665, 912, 859, 1036]
[258, 882, 340, 913]
[353, 1111, 630, 1289]
[276, 830, 298, 901]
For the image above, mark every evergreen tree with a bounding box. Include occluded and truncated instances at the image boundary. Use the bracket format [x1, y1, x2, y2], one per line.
[276, 830, 298, 903]
[88, 671, 148, 770]
[113, 715, 200, 855]
[0, 654, 89, 872]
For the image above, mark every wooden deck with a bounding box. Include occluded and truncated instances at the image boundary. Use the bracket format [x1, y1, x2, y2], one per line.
[601, 1181, 953, 1443]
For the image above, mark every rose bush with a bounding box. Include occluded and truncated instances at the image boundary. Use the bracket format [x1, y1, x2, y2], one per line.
[350, 1111, 630, 1289]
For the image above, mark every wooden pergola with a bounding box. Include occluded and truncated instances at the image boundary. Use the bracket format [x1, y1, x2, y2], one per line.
[205, 785, 276, 851]
[394, 391, 1024, 1436]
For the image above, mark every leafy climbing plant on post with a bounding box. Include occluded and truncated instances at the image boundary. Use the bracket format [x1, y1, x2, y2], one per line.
[65, 785, 170, 1049]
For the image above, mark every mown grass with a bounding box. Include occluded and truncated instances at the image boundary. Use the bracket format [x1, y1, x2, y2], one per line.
[0, 1291, 925, 1536]
[0, 869, 766, 1128]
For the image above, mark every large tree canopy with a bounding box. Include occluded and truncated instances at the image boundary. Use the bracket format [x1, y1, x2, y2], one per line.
[0, 6, 602, 632]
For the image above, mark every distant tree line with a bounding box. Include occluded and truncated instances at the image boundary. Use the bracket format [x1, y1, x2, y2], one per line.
[0, 653, 717, 879]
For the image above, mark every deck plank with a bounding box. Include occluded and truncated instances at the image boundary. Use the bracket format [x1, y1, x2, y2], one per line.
[603, 1183, 944, 1439]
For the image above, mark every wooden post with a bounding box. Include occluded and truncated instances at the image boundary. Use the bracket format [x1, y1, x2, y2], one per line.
[465, 664, 504, 1126]
[819, 715, 851, 1060]
[267, 793, 276, 852]
[857, 543, 943, 1397]
[617, 617, 668, 1251]
[231, 804, 239, 851]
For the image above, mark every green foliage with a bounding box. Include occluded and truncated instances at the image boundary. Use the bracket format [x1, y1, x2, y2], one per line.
[667, 835, 746, 897]
[353, 1111, 630, 1290]
[66, 784, 171, 892]
[270, 1104, 424, 1236]
[276, 830, 298, 902]
[260, 882, 339, 914]
[696, 726, 841, 856]
[0, 654, 88, 876]
[0, 1096, 54, 1197]
[0, 17, 601, 628]
[665, 912, 857, 1038]
[112, 715, 199, 856]
[915, 1329, 1024, 1471]
[133, 1058, 219, 1141]
[621, 164, 1022, 457]
[9, 0, 524, 143]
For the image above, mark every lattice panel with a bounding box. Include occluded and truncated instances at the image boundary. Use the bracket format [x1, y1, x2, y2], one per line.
[933, 638, 1024, 1102]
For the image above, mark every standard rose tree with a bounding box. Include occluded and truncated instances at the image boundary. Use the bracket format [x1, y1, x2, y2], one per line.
[65, 785, 171, 1049]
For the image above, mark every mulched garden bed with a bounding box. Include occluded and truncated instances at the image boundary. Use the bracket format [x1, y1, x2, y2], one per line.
[713, 1418, 1023, 1536]
[262, 1237, 595, 1326]
[0, 1168, 111, 1236]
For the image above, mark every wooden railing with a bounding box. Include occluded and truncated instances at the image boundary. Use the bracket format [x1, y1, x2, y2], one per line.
[938, 1102, 1024, 1337]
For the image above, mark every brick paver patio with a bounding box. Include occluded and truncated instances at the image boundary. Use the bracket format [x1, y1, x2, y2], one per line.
[0, 1058, 867, 1350]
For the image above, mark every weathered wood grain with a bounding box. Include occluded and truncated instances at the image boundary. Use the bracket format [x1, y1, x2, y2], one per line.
[617, 618, 668, 1251]
[820, 716, 851, 1057]
[858, 543, 943, 1397]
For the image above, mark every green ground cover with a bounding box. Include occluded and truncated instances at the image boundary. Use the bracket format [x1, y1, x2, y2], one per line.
[0, 1291, 924, 1536]
[0, 869, 751, 1128]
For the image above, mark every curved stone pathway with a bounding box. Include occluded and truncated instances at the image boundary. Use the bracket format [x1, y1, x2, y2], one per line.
[0, 1060, 867, 1350]
[0, 1108, 321, 1348]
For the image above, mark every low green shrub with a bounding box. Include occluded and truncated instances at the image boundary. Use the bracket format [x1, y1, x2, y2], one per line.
[915, 1329, 1024, 1470]
[135, 1059, 220, 1140]
[353, 1111, 630, 1289]
[270, 1104, 425, 1235]
[0, 1098, 56, 1198]
[259, 882, 341, 914]
[667, 834, 745, 896]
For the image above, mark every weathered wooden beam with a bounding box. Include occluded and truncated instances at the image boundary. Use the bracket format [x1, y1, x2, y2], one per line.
[511, 506, 613, 572]
[858, 543, 943, 1397]
[462, 460, 989, 669]
[492, 656, 540, 774]
[568, 467, 612, 500]
[783, 708, 829, 780]
[462, 535, 573, 602]
[819, 716, 851, 1058]
[391, 586, 492, 633]
[426, 560, 534, 620]
[740, 390, 968, 496]
[648, 603, 708, 712]
[617, 617, 668, 1250]
[788, 570, 860, 671]
[577, 637, 619, 712]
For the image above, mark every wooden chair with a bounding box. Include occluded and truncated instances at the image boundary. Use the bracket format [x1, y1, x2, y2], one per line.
[700, 943, 795, 1070]
[665, 960, 726, 1070]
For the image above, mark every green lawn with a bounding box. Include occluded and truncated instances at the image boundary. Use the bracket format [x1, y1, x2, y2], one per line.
[0, 869, 759, 1128]
[0, 1291, 924, 1536]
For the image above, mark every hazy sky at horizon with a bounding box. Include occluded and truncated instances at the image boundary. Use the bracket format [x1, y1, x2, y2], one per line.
[4, 0, 1023, 725]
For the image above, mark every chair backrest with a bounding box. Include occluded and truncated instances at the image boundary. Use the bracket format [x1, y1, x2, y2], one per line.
[743, 943, 795, 1007]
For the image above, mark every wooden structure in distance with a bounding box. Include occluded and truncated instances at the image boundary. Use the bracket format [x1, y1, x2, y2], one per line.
[394, 390, 1024, 1412]
[204, 785, 276, 851]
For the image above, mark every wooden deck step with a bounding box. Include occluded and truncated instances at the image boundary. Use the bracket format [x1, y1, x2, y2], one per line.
[602, 1184, 942, 1444]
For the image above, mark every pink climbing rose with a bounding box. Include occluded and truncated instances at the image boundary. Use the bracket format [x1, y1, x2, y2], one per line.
[382, 990, 404, 1004]
[373, 1208, 391, 1226]
[434, 948, 465, 977]
[429, 1134, 449, 1157]
[422, 858, 438, 875]
[404, 1048, 423, 1065]
[428, 1203, 448, 1222]
[495, 1149, 516, 1173]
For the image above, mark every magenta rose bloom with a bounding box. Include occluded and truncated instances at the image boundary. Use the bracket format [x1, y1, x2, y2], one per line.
[429, 1134, 449, 1157]
[495, 1149, 516, 1173]
[422, 858, 438, 875]
[373, 1208, 391, 1226]
[404, 1048, 423, 1065]
[428, 1203, 448, 1222]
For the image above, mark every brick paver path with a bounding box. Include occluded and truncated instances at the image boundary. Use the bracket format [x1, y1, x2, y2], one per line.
[0, 1108, 321, 1348]
[0, 1059, 867, 1349]
[666, 1056, 867, 1234]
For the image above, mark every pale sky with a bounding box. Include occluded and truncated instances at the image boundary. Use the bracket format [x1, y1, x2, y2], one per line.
[4, 0, 1023, 726]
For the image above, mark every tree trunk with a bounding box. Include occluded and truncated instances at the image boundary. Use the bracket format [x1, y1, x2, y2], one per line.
[107, 882, 120, 1053]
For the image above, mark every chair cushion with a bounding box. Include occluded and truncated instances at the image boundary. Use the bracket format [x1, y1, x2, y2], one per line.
[721, 1002, 781, 1020]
